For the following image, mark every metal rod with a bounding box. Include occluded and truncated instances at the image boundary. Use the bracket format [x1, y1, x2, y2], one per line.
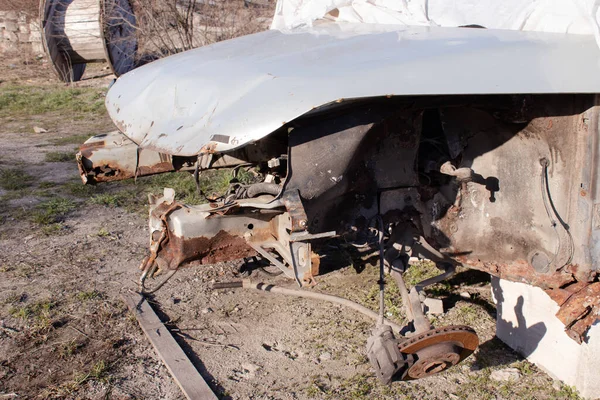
[211, 280, 404, 333]
[390, 268, 414, 322]
[376, 215, 385, 326]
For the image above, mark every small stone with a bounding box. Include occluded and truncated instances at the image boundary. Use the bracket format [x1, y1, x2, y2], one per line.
[460, 291, 471, 299]
[33, 126, 47, 133]
[201, 307, 213, 314]
[423, 297, 444, 315]
[242, 363, 261, 373]
[319, 352, 332, 361]
[490, 368, 521, 382]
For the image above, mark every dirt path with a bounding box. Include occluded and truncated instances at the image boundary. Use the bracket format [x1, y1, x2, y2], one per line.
[0, 78, 583, 400]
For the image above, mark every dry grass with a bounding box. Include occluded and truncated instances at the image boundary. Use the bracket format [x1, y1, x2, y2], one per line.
[0, 0, 38, 15]
[128, 0, 274, 59]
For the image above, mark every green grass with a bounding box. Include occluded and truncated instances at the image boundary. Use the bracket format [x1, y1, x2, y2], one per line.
[556, 385, 584, 399]
[39, 181, 57, 189]
[51, 134, 94, 146]
[72, 360, 110, 386]
[0, 169, 34, 190]
[9, 298, 56, 322]
[63, 181, 98, 197]
[90, 189, 139, 208]
[30, 198, 77, 225]
[0, 85, 107, 118]
[404, 260, 442, 286]
[453, 304, 480, 325]
[40, 223, 67, 235]
[96, 227, 110, 237]
[76, 290, 102, 301]
[365, 276, 406, 323]
[305, 374, 376, 400]
[45, 151, 74, 163]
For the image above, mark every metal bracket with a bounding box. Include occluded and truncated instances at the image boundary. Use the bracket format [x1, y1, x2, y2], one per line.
[282, 189, 309, 232]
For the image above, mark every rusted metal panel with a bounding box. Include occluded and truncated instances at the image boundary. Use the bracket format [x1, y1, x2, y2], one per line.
[555, 283, 600, 344]
[77, 130, 290, 184]
[76, 131, 194, 183]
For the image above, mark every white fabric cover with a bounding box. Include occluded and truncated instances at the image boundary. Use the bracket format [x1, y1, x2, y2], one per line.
[271, 0, 600, 43]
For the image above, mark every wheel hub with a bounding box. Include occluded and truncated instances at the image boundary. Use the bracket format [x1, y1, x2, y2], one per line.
[398, 325, 479, 380]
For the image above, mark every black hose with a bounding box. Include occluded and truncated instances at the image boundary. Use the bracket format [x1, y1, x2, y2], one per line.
[246, 182, 281, 198]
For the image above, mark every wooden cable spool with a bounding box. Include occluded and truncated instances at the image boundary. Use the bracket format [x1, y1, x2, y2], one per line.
[40, 0, 138, 82]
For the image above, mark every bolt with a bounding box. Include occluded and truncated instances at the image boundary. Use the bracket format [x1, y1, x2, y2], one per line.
[299, 219, 307, 228]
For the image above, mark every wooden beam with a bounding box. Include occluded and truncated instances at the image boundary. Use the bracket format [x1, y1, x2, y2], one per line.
[122, 292, 218, 400]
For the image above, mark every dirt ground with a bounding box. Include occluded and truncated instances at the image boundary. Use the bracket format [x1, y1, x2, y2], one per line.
[0, 58, 584, 399]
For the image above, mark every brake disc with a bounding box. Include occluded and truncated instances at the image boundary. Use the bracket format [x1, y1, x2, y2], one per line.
[397, 325, 479, 380]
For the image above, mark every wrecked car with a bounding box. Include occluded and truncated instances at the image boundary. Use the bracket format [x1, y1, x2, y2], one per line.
[77, 2, 600, 383]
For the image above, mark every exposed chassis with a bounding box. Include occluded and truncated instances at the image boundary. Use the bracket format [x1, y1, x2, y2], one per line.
[79, 93, 600, 347]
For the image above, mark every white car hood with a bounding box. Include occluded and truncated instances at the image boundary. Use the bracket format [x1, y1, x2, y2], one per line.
[106, 23, 600, 156]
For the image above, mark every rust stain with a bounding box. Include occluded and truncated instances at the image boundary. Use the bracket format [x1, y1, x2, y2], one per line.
[114, 119, 128, 134]
[157, 230, 257, 270]
[456, 257, 576, 289]
[200, 142, 218, 154]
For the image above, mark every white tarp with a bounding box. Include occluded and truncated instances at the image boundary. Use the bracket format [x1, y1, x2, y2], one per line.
[271, 0, 600, 42]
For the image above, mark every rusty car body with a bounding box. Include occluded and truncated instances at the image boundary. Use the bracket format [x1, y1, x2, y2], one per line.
[77, 20, 600, 382]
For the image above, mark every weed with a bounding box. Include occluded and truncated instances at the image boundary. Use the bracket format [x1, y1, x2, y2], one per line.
[515, 360, 536, 376]
[0, 264, 15, 273]
[0, 188, 32, 201]
[454, 304, 480, 325]
[9, 298, 55, 322]
[30, 198, 77, 225]
[2, 291, 22, 304]
[556, 384, 583, 399]
[45, 151, 74, 163]
[90, 360, 109, 381]
[41, 222, 66, 235]
[96, 227, 110, 237]
[9, 305, 30, 319]
[73, 360, 111, 386]
[455, 371, 496, 400]
[60, 339, 84, 358]
[77, 290, 102, 301]
[305, 377, 329, 398]
[0, 169, 34, 190]
[334, 374, 374, 399]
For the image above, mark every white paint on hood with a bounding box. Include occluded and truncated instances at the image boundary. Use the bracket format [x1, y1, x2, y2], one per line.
[106, 23, 600, 156]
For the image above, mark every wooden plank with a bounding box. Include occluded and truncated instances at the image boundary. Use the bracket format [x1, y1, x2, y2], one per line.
[122, 292, 218, 400]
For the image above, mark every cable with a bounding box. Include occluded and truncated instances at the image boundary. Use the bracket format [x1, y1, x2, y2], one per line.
[539, 158, 574, 269]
